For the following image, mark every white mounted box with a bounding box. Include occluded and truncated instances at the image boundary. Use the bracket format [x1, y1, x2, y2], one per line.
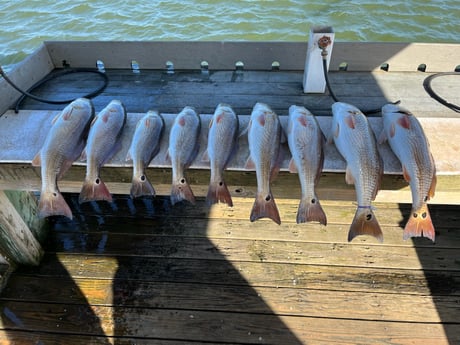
[303, 26, 335, 93]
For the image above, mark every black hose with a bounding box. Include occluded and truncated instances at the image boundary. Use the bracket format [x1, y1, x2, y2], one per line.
[0, 66, 108, 113]
[423, 72, 460, 113]
[321, 56, 399, 115]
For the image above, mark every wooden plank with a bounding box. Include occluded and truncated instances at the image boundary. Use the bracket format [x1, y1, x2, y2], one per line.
[0, 300, 458, 344]
[0, 331, 232, 345]
[2, 275, 458, 323]
[0, 191, 43, 266]
[50, 212, 460, 248]
[19, 253, 460, 295]
[43, 41, 460, 72]
[39, 233, 460, 271]
[14, 67, 460, 118]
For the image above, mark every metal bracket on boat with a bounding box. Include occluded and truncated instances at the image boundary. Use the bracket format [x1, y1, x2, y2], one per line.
[303, 26, 334, 94]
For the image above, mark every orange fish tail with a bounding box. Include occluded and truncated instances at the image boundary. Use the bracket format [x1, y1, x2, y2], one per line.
[79, 177, 112, 203]
[38, 190, 73, 219]
[297, 198, 327, 225]
[250, 191, 281, 225]
[206, 180, 233, 207]
[170, 179, 196, 206]
[130, 175, 156, 199]
[403, 204, 435, 242]
[348, 207, 383, 242]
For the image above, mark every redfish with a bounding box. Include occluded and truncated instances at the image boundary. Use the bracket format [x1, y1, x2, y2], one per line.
[167, 106, 201, 205]
[330, 102, 383, 242]
[287, 105, 327, 225]
[32, 98, 94, 219]
[126, 110, 164, 198]
[202, 103, 239, 206]
[380, 103, 436, 242]
[79, 100, 126, 203]
[245, 102, 281, 225]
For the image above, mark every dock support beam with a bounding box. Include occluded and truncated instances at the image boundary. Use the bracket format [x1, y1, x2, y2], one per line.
[0, 190, 45, 266]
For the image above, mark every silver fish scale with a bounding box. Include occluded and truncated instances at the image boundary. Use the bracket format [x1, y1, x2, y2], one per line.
[334, 112, 381, 207]
[289, 115, 322, 194]
[85, 101, 126, 179]
[169, 108, 201, 177]
[248, 106, 281, 193]
[207, 106, 238, 181]
[129, 112, 164, 176]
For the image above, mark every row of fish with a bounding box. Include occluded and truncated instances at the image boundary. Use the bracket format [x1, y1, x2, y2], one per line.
[32, 98, 436, 243]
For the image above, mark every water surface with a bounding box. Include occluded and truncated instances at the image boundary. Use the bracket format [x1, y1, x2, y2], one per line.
[0, 1, 458, 68]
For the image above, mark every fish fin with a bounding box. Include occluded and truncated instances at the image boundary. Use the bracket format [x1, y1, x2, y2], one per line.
[201, 149, 210, 163]
[389, 122, 396, 138]
[348, 207, 383, 242]
[126, 150, 132, 162]
[397, 115, 411, 130]
[334, 122, 340, 139]
[428, 172, 437, 199]
[345, 166, 355, 185]
[206, 180, 233, 207]
[238, 120, 250, 138]
[170, 178, 195, 205]
[403, 204, 435, 242]
[288, 158, 298, 173]
[165, 149, 171, 164]
[402, 165, 411, 183]
[31, 151, 41, 166]
[79, 177, 112, 203]
[130, 174, 156, 198]
[250, 191, 281, 225]
[90, 114, 99, 127]
[79, 148, 87, 162]
[345, 114, 356, 129]
[297, 198, 327, 225]
[378, 130, 387, 144]
[57, 158, 74, 180]
[38, 190, 73, 220]
[245, 156, 256, 170]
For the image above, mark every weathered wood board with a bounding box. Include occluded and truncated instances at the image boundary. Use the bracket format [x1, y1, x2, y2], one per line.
[0, 194, 458, 344]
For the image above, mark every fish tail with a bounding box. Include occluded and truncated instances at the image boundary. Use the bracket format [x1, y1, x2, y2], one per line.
[38, 190, 73, 219]
[250, 191, 281, 225]
[130, 175, 156, 199]
[206, 180, 233, 207]
[170, 178, 196, 205]
[403, 204, 435, 242]
[79, 177, 112, 203]
[348, 207, 383, 242]
[297, 198, 327, 225]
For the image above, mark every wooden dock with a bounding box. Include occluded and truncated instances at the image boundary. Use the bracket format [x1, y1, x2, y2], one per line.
[0, 41, 459, 344]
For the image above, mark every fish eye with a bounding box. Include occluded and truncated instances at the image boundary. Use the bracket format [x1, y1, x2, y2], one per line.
[95, 178, 100, 185]
[366, 214, 372, 221]
[180, 178, 186, 184]
[265, 195, 271, 202]
[140, 175, 146, 181]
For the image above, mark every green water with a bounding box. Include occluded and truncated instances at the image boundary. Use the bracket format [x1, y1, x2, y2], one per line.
[0, 1, 459, 68]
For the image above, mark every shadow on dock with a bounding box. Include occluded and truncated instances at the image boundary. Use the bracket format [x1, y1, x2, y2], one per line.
[0, 194, 303, 344]
[398, 202, 460, 345]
